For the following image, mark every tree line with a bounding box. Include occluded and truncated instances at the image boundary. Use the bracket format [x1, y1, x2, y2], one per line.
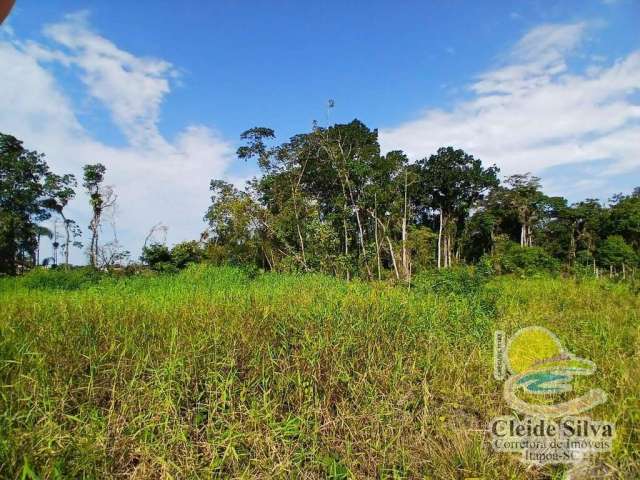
[0, 133, 124, 274]
[1, 122, 639, 279]
[196, 120, 638, 280]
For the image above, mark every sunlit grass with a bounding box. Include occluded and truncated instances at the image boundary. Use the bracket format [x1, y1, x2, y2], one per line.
[0, 266, 637, 478]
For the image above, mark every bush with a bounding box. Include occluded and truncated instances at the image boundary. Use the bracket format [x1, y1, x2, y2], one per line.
[492, 242, 560, 276]
[140, 243, 172, 271]
[20, 267, 104, 290]
[597, 235, 638, 269]
[171, 241, 204, 269]
[412, 264, 492, 296]
[141, 241, 206, 272]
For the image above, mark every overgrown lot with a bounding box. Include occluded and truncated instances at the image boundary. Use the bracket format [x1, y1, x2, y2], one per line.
[0, 266, 638, 479]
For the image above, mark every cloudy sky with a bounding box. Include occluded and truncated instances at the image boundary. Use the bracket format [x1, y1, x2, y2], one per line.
[1, 1, 638, 264]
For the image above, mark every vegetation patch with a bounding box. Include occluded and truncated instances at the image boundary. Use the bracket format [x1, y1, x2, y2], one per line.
[0, 266, 637, 478]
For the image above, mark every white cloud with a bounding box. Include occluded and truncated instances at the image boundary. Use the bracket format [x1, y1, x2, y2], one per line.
[29, 11, 177, 148]
[0, 13, 237, 264]
[380, 22, 640, 191]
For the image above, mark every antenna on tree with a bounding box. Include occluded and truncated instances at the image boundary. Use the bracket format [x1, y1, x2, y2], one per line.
[326, 99, 335, 126]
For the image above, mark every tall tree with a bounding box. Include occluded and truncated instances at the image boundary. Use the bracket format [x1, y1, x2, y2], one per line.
[238, 128, 313, 270]
[204, 179, 269, 267]
[413, 147, 499, 268]
[608, 192, 640, 251]
[42, 173, 78, 267]
[235, 120, 394, 279]
[498, 174, 546, 248]
[597, 235, 637, 273]
[565, 199, 606, 265]
[0, 133, 73, 274]
[83, 163, 115, 268]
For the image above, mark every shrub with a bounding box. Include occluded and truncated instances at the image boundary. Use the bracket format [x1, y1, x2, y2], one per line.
[141, 241, 207, 273]
[170, 241, 204, 269]
[20, 267, 104, 290]
[597, 235, 637, 269]
[492, 242, 560, 276]
[412, 264, 491, 296]
[140, 243, 172, 271]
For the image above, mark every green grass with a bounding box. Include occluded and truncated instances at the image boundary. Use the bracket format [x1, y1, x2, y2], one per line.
[0, 266, 638, 479]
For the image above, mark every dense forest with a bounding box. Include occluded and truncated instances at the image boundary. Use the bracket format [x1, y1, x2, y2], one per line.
[1, 121, 639, 280]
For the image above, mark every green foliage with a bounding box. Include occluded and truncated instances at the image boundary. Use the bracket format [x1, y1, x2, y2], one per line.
[406, 226, 437, 272]
[492, 241, 560, 275]
[597, 235, 638, 268]
[204, 180, 266, 267]
[141, 241, 205, 273]
[412, 263, 497, 340]
[19, 267, 104, 291]
[412, 265, 491, 296]
[81, 164, 106, 193]
[83, 164, 101, 268]
[412, 146, 500, 267]
[412, 147, 500, 216]
[140, 243, 172, 270]
[170, 240, 203, 268]
[0, 133, 76, 274]
[608, 194, 640, 250]
[1, 267, 636, 477]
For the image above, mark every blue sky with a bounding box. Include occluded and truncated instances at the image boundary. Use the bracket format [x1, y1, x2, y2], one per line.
[1, 1, 639, 263]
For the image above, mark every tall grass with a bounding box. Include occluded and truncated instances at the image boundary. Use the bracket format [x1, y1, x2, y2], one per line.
[0, 265, 637, 478]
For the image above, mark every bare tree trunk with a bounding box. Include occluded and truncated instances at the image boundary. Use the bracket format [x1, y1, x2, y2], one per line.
[443, 229, 448, 268]
[401, 216, 407, 275]
[440, 213, 452, 268]
[59, 213, 71, 268]
[374, 194, 381, 281]
[569, 225, 577, 265]
[290, 181, 307, 270]
[89, 221, 97, 268]
[52, 222, 59, 266]
[64, 223, 70, 268]
[437, 209, 443, 269]
[343, 217, 350, 281]
[386, 236, 400, 281]
[325, 138, 371, 279]
[262, 244, 273, 270]
[370, 211, 399, 280]
[445, 230, 451, 268]
[36, 235, 40, 267]
[354, 207, 370, 276]
[296, 221, 307, 269]
[401, 169, 408, 279]
[88, 212, 98, 268]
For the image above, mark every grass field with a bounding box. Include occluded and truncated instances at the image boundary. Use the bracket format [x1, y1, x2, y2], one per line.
[0, 266, 638, 479]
